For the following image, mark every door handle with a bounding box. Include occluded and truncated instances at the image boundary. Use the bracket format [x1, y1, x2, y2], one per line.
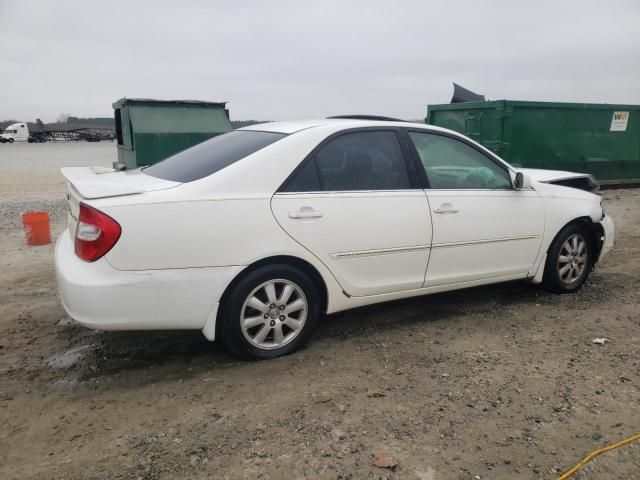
[433, 203, 459, 214]
[289, 207, 323, 219]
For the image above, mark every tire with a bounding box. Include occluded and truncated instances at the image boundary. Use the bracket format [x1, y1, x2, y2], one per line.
[542, 223, 594, 294]
[8, 138, 14, 144]
[220, 264, 321, 360]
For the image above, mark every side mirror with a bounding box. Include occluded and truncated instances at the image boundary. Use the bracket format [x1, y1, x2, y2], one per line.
[514, 171, 532, 190]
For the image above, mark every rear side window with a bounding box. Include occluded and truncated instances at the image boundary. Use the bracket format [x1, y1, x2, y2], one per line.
[282, 131, 411, 192]
[283, 158, 322, 192]
[145, 130, 286, 182]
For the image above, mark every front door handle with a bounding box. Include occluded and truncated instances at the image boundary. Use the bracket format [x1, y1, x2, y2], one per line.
[289, 206, 323, 219]
[433, 203, 459, 214]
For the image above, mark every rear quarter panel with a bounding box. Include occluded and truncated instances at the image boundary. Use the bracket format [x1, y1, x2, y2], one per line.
[103, 198, 306, 270]
[99, 195, 349, 313]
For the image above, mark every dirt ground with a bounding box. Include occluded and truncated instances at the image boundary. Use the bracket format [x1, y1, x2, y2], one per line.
[0, 144, 638, 479]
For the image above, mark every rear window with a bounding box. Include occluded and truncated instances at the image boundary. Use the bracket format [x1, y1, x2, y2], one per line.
[144, 130, 286, 182]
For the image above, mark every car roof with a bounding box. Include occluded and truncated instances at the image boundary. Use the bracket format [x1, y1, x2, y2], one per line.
[239, 118, 451, 135]
[238, 118, 514, 172]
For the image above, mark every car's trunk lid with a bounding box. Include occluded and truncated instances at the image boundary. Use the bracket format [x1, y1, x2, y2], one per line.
[61, 166, 180, 239]
[61, 166, 180, 199]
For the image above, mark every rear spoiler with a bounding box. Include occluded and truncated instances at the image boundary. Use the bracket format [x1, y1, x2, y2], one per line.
[61, 167, 147, 199]
[89, 166, 116, 174]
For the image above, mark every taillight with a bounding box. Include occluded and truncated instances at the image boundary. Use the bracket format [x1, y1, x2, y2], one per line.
[75, 203, 121, 262]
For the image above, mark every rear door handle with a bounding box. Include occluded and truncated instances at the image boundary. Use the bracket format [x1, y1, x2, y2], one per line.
[289, 206, 323, 219]
[433, 203, 459, 214]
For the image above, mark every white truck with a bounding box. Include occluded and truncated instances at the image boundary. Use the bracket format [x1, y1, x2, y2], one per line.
[0, 123, 29, 143]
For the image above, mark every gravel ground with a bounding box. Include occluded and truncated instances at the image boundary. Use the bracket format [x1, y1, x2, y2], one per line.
[0, 144, 638, 479]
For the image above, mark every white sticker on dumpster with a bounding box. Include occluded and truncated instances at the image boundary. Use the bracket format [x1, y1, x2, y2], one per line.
[610, 111, 629, 132]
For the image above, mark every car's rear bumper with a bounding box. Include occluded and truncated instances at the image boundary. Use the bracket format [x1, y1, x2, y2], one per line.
[598, 214, 614, 263]
[55, 231, 242, 333]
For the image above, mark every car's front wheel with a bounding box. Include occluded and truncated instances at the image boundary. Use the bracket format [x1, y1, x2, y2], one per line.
[220, 265, 321, 359]
[542, 224, 594, 293]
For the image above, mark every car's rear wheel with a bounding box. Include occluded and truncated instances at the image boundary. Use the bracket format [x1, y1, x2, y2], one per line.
[542, 224, 593, 293]
[8, 138, 14, 144]
[220, 265, 320, 359]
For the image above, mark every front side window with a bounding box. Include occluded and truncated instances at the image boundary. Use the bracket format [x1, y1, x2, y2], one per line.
[408, 132, 512, 189]
[145, 130, 286, 182]
[282, 131, 411, 192]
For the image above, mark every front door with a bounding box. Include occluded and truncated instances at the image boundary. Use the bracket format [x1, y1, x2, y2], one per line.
[272, 129, 432, 297]
[405, 130, 544, 287]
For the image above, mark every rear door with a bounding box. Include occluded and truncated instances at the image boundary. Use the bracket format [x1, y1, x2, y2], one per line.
[271, 129, 432, 297]
[405, 130, 544, 287]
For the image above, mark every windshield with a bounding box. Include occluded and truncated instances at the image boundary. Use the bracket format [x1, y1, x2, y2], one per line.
[144, 130, 286, 182]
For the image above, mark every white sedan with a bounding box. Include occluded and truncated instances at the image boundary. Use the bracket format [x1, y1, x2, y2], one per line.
[55, 117, 614, 359]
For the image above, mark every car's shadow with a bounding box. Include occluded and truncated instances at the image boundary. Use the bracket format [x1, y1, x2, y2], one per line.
[51, 280, 553, 383]
[318, 280, 546, 340]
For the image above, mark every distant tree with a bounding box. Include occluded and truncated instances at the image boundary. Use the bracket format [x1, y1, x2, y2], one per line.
[0, 120, 19, 130]
[65, 117, 114, 126]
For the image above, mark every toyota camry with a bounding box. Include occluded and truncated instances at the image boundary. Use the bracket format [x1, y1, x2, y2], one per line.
[55, 117, 614, 359]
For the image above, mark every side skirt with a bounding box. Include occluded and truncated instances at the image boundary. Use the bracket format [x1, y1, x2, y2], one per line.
[327, 272, 529, 314]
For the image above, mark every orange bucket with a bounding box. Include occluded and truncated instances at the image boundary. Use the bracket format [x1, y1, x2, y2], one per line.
[21, 211, 51, 246]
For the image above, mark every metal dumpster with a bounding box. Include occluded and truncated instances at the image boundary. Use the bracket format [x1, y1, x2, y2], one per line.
[426, 100, 640, 185]
[113, 98, 232, 169]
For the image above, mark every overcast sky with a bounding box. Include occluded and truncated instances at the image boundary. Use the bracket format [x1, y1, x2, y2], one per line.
[1, 0, 639, 122]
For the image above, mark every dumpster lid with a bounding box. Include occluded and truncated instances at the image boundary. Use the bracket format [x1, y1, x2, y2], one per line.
[429, 99, 640, 111]
[112, 98, 227, 109]
[451, 83, 486, 103]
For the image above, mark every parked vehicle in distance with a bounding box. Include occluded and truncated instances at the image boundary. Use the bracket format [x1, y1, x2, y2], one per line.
[28, 133, 48, 143]
[0, 122, 29, 143]
[55, 117, 614, 359]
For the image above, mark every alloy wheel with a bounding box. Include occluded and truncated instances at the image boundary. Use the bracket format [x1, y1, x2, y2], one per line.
[240, 279, 308, 350]
[557, 234, 588, 285]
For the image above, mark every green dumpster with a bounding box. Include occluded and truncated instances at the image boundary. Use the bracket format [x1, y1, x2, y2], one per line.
[113, 98, 232, 170]
[426, 100, 640, 185]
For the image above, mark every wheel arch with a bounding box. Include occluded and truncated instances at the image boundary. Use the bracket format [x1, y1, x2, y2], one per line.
[215, 255, 329, 338]
[533, 215, 603, 292]
[546, 216, 604, 265]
